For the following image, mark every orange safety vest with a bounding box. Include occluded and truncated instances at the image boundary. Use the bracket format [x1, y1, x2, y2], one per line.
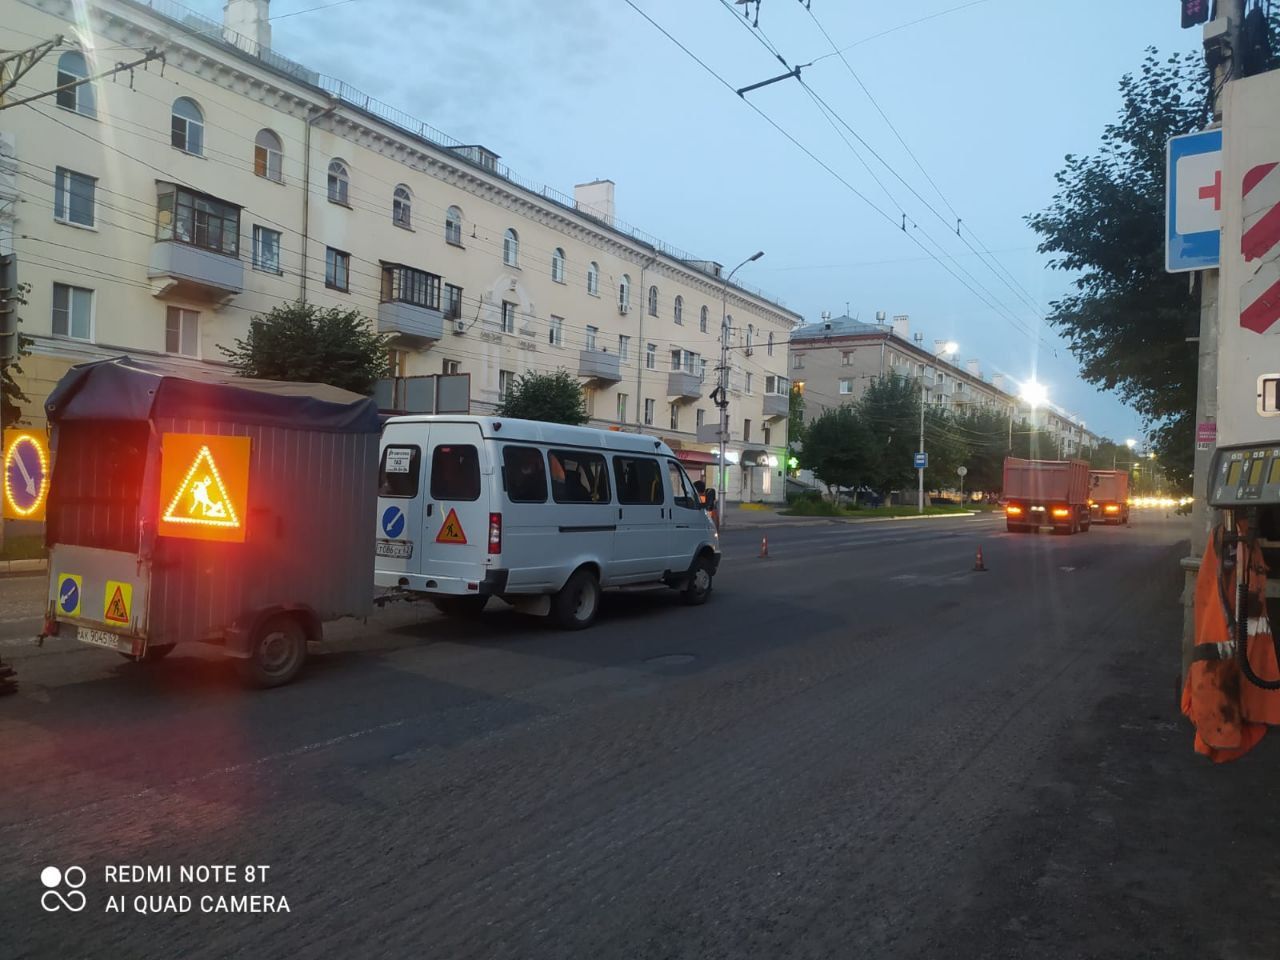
[1182, 523, 1280, 762]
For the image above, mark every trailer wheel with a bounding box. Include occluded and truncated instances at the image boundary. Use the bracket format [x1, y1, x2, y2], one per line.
[431, 596, 488, 618]
[236, 614, 307, 688]
[551, 567, 600, 630]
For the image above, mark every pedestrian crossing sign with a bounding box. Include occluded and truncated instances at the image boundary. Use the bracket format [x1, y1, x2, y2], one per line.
[158, 434, 251, 543]
[435, 508, 468, 545]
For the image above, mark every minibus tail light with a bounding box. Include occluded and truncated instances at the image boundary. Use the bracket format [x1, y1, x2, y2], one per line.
[488, 513, 502, 554]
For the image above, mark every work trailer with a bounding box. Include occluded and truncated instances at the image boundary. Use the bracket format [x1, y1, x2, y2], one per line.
[41, 358, 380, 686]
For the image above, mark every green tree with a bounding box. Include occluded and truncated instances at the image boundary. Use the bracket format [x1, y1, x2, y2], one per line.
[496, 369, 588, 425]
[2, 282, 33, 426]
[1027, 47, 1210, 488]
[220, 300, 391, 395]
[950, 407, 1014, 493]
[787, 382, 806, 470]
[858, 375, 920, 495]
[800, 404, 874, 499]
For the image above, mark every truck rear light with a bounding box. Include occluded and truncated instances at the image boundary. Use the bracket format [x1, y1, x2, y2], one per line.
[488, 513, 502, 554]
[1051, 507, 1071, 518]
[1104, 504, 1120, 513]
[1006, 505, 1023, 516]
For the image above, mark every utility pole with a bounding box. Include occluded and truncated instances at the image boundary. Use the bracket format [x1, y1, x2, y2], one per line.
[716, 251, 764, 528]
[0, 36, 63, 103]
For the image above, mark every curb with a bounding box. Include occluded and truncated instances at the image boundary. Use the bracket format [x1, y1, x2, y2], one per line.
[0, 559, 46, 575]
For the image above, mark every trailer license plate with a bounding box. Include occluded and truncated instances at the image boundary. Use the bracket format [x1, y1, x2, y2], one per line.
[376, 539, 413, 559]
[78, 627, 125, 651]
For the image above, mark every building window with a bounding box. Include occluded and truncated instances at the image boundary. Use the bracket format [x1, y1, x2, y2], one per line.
[586, 325, 598, 351]
[765, 375, 789, 394]
[646, 343, 656, 369]
[743, 419, 752, 443]
[393, 185, 412, 229]
[499, 369, 515, 398]
[254, 129, 283, 182]
[155, 184, 239, 257]
[793, 354, 805, 370]
[501, 301, 516, 334]
[327, 160, 349, 204]
[746, 324, 754, 355]
[648, 285, 659, 317]
[763, 425, 772, 445]
[746, 372, 753, 394]
[696, 409, 705, 429]
[587, 261, 599, 296]
[165, 306, 199, 357]
[381, 264, 441, 309]
[551, 247, 566, 283]
[619, 274, 631, 311]
[56, 51, 95, 117]
[617, 393, 628, 422]
[669, 403, 679, 431]
[644, 398, 655, 426]
[549, 315, 564, 347]
[768, 331, 774, 356]
[325, 247, 350, 291]
[699, 357, 708, 379]
[841, 351, 853, 366]
[671, 349, 700, 373]
[252, 225, 281, 273]
[674, 295, 684, 325]
[51, 283, 92, 340]
[170, 97, 204, 155]
[443, 359, 461, 375]
[444, 283, 463, 320]
[503, 228, 519, 267]
[445, 205, 463, 245]
[582, 386, 596, 417]
[700, 305, 708, 333]
[618, 335, 630, 363]
[54, 167, 95, 227]
[839, 378, 853, 395]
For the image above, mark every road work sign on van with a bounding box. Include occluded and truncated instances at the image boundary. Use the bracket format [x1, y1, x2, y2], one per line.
[436, 508, 468, 544]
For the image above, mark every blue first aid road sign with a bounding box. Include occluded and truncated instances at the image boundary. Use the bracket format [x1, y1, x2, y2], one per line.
[1166, 129, 1223, 272]
[914, 452, 928, 470]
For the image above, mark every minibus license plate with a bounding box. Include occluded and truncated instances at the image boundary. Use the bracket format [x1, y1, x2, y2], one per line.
[376, 539, 413, 559]
[78, 627, 125, 651]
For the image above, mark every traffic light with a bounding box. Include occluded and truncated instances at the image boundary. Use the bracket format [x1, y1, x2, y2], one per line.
[0, 254, 17, 364]
[1181, 0, 1210, 28]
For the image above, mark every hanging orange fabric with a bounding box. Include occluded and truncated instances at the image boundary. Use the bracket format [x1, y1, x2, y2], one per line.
[1182, 524, 1280, 762]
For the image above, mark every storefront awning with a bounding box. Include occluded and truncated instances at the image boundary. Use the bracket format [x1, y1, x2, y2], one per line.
[676, 449, 717, 466]
[741, 448, 770, 467]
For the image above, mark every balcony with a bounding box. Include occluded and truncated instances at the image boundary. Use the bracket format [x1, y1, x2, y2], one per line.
[762, 393, 788, 420]
[578, 349, 621, 383]
[148, 240, 244, 305]
[667, 370, 702, 401]
[378, 300, 443, 346]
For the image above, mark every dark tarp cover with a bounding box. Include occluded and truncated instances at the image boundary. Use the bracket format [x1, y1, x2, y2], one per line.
[46, 357, 381, 434]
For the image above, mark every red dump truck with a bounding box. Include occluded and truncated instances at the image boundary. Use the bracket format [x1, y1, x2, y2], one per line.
[1088, 470, 1130, 525]
[1003, 457, 1092, 534]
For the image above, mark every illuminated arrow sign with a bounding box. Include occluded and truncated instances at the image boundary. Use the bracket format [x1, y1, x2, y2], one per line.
[3, 430, 49, 521]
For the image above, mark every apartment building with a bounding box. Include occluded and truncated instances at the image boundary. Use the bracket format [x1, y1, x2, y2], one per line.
[1, 0, 800, 503]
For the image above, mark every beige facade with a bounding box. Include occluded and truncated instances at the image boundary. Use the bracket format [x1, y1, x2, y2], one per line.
[1, 0, 799, 502]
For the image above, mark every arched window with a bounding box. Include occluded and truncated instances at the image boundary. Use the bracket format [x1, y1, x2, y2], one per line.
[746, 324, 754, 354]
[767, 331, 774, 356]
[619, 274, 631, 311]
[503, 228, 519, 267]
[254, 129, 283, 182]
[551, 247, 566, 283]
[700, 305, 708, 333]
[587, 261, 599, 296]
[56, 51, 95, 117]
[393, 184, 412, 228]
[674, 295, 684, 325]
[327, 160, 349, 204]
[445, 205, 463, 245]
[171, 97, 204, 155]
[648, 285, 659, 317]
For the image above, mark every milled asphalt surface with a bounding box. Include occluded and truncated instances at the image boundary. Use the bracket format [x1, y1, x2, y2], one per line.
[2, 511, 1278, 959]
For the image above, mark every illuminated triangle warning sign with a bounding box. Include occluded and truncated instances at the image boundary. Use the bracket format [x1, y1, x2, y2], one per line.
[435, 508, 468, 545]
[163, 446, 241, 529]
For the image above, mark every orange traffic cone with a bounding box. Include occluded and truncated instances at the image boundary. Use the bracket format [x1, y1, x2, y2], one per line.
[759, 535, 770, 559]
[973, 546, 987, 572]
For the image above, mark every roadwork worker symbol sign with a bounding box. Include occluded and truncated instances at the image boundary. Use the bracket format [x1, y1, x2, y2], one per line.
[104, 580, 132, 625]
[158, 434, 251, 543]
[436, 508, 468, 545]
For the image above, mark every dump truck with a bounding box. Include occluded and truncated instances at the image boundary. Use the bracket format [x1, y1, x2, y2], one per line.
[40, 358, 381, 687]
[1003, 457, 1091, 534]
[1088, 470, 1130, 525]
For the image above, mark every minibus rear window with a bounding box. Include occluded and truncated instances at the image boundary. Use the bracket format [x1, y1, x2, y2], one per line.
[379, 445, 421, 498]
[550, 451, 610, 504]
[503, 446, 547, 503]
[431, 444, 481, 501]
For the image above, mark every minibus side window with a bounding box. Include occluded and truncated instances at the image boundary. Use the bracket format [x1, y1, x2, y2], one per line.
[667, 460, 700, 510]
[613, 456, 665, 505]
[503, 445, 547, 503]
[430, 445, 481, 501]
[379, 445, 421, 498]
[549, 450, 610, 504]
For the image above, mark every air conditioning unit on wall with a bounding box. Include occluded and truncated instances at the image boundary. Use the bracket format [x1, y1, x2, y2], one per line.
[618, 302, 630, 315]
[453, 319, 466, 334]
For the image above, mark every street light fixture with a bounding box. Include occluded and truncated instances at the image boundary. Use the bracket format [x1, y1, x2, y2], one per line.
[918, 341, 958, 514]
[716, 250, 764, 528]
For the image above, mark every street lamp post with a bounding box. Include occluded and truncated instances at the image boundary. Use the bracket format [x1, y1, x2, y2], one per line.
[1017, 380, 1048, 459]
[716, 251, 764, 528]
[1114, 437, 1136, 470]
[918, 341, 958, 513]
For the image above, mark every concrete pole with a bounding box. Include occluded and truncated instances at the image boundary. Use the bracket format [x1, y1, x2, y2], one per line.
[917, 377, 925, 513]
[717, 253, 763, 527]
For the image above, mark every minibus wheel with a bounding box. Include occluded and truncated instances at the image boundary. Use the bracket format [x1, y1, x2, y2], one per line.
[682, 557, 714, 606]
[552, 568, 600, 630]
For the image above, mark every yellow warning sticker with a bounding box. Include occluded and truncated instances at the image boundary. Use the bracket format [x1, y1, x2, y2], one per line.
[435, 508, 468, 545]
[104, 580, 132, 625]
[56, 573, 82, 618]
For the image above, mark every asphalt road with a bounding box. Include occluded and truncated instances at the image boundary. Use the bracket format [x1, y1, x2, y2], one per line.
[3, 511, 1279, 959]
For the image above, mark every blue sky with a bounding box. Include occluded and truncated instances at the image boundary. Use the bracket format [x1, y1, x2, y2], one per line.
[209, 0, 1198, 441]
